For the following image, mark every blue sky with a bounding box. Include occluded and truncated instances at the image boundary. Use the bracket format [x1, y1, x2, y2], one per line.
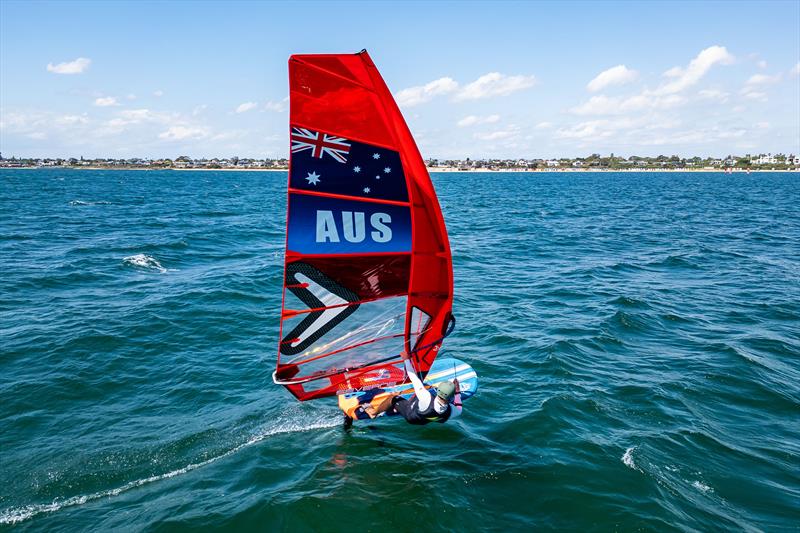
[1, 0, 798, 159]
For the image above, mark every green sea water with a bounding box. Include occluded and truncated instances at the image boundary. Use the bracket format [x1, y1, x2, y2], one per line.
[1, 169, 798, 531]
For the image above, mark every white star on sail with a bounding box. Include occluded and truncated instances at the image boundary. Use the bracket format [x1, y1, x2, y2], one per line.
[384, 167, 391, 173]
[363, 187, 371, 193]
[375, 175, 380, 180]
[306, 171, 321, 185]
[353, 166, 361, 173]
[372, 153, 380, 160]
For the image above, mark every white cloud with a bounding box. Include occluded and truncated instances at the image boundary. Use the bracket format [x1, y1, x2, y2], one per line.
[55, 114, 89, 125]
[126, 94, 137, 100]
[26, 131, 48, 140]
[570, 46, 733, 118]
[740, 88, 767, 101]
[457, 114, 500, 127]
[158, 126, 210, 141]
[535, 121, 553, 129]
[654, 45, 734, 95]
[553, 115, 750, 148]
[46, 57, 91, 74]
[792, 62, 800, 76]
[211, 130, 247, 141]
[717, 129, 747, 139]
[555, 120, 615, 140]
[94, 96, 119, 107]
[454, 72, 537, 101]
[396, 77, 458, 107]
[105, 118, 127, 129]
[396, 72, 535, 107]
[757, 60, 768, 69]
[473, 129, 515, 141]
[587, 65, 638, 92]
[698, 89, 730, 103]
[571, 95, 618, 115]
[192, 104, 208, 116]
[571, 94, 685, 115]
[119, 109, 165, 122]
[457, 116, 478, 127]
[263, 98, 287, 112]
[739, 73, 779, 101]
[745, 73, 781, 85]
[1, 110, 91, 133]
[755, 121, 770, 129]
[96, 108, 176, 134]
[235, 102, 258, 113]
[153, 90, 164, 97]
[636, 131, 707, 146]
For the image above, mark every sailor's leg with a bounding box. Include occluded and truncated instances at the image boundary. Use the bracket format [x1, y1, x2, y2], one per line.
[364, 393, 399, 418]
[389, 396, 415, 423]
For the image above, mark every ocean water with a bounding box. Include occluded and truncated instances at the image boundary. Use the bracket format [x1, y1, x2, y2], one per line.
[1, 169, 799, 531]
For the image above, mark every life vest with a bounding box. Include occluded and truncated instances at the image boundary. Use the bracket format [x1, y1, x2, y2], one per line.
[403, 390, 452, 425]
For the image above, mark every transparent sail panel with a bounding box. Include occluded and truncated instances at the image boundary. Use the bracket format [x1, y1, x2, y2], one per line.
[281, 295, 407, 378]
[409, 306, 432, 351]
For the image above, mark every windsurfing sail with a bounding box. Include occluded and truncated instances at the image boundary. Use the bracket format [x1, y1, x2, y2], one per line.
[273, 50, 454, 401]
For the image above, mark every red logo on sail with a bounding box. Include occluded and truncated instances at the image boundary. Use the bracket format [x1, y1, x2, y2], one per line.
[291, 127, 351, 163]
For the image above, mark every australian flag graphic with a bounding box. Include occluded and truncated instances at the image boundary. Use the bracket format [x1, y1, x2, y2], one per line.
[289, 126, 409, 203]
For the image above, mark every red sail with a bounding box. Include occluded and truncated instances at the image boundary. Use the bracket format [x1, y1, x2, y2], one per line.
[274, 51, 453, 401]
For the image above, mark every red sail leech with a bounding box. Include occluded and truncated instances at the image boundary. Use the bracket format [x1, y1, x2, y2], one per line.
[274, 51, 453, 401]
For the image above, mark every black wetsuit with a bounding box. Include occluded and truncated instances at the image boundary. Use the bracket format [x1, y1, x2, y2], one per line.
[391, 390, 452, 425]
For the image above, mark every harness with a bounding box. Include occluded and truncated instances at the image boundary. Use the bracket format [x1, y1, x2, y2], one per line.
[403, 390, 452, 425]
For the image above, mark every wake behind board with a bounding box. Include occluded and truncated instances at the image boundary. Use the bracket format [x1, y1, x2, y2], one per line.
[338, 358, 478, 421]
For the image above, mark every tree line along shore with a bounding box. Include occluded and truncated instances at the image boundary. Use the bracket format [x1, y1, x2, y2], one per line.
[1, 153, 797, 171]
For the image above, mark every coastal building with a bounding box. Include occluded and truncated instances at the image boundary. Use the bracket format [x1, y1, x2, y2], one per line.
[753, 153, 776, 165]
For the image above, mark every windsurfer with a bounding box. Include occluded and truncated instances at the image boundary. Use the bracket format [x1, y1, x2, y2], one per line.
[364, 350, 461, 424]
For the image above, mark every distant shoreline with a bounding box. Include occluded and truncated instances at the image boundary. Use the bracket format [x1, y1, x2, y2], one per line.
[2, 166, 797, 173]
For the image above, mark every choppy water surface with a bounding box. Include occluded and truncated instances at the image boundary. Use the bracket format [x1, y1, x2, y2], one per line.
[1, 169, 798, 531]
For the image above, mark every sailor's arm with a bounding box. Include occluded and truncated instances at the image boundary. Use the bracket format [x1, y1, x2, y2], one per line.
[401, 351, 431, 410]
[450, 380, 462, 418]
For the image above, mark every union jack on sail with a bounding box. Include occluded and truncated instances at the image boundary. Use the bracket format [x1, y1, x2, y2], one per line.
[291, 127, 351, 163]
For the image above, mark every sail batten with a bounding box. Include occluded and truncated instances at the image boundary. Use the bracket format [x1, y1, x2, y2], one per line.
[287, 188, 412, 207]
[275, 51, 453, 401]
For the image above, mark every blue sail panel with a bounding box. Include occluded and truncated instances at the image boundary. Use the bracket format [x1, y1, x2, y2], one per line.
[287, 193, 412, 255]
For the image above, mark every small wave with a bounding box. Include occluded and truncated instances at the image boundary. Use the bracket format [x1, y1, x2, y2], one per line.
[622, 446, 642, 472]
[609, 296, 651, 309]
[649, 255, 699, 269]
[69, 200, 111, 206]
[606, 310, 650, 332]
[0, 415, 340, 525]
[123, 254, 167, 273]
[692, 480, 712, 493]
